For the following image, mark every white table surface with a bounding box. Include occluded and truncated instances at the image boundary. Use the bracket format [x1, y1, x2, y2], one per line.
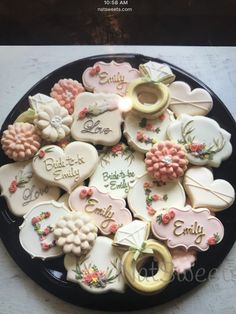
[0, 46, 236, 314]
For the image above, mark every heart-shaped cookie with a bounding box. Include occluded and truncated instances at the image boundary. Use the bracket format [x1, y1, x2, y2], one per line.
[184, 166, 235, 211]
[0, 161, 60, 216]
[168, 81, 213, 117]
[32, 142, 98, 193]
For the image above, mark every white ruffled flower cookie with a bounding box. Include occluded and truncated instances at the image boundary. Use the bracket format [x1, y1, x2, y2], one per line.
[34, 101, 73, 142]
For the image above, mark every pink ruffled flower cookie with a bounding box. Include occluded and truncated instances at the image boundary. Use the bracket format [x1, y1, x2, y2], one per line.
[145, 141, 188, 183]
[50, 79, 85, 114]
[1, 122, 41, 161]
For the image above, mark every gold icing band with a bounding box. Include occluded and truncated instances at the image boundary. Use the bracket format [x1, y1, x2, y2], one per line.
[126, 78, 170, 115]
[122, 239, 173, 294]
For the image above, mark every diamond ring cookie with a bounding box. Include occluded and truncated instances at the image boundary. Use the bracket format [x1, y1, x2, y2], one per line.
[126, 78, 170, 119]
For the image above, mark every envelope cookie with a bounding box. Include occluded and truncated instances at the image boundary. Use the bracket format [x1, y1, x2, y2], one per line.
[69, 186, 132, 235]
[89, 143, 146, 199]
[184, 166, 235, 211]
[167, 114, 232, 167]
[82, 60, 140, 96]
[0, 161, 60, 216]
[71, 92, 123, 145]
[124, 110, 175, 153]
[32, 142, 98, 193]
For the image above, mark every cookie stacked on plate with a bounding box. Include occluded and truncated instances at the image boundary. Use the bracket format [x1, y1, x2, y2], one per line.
[0, 59, 234, 295]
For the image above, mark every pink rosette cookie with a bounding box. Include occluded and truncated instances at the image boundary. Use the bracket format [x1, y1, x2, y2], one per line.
[145, 141, 188, 183]
[1, 122, 41, 161]
[50, 78, 85, 114]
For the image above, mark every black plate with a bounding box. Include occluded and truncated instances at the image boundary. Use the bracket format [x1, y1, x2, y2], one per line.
[0, 53, 236, 311]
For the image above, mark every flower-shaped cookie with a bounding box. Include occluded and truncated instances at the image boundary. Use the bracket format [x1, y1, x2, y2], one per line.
[170, 248, 197, 274]
[50, 78, 85, 114]
[53, 212, 98, 256]
[1, 123, 41, 161]
[34, 101, 73, 142]
[145, 141, 188, 183]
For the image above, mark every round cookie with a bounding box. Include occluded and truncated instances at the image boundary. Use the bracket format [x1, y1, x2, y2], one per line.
[124, 110, 175, 153]
[89, 143, 146, 199]
[126, 78, 170, 119]
[19, 200, 70, 259]
[53, 211, 98, 256]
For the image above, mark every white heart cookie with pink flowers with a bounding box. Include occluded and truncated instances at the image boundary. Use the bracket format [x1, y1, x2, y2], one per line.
[168, 81, 213, 117]
[0, 161, 60, 216]
[184, 166, 235, 211]
[69, 186, 132, 235]
[151, 206, 224, 251]
[71, 92, 123, 145]
[82, 61, 140, 96]
[32, 142, 98, 193]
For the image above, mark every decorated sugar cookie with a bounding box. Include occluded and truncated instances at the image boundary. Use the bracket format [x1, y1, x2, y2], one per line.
[32, 142, 98, 193]
[151, 206, 224, 251]
[19, 201, 70, 259]
[167, 114, 232, 167]
[53, 211, 98, 256]
[113, 221, 173, 294]
[139, 61, 176, 84]
[64, 236, 125, 293]
[126, 78, 170, 119]
[168, 81, 213, 117]
[145, 141, 188, 183]
[124, 110, 175, 153]
[184, 166, 235, 211]
[71, 92, 123, 145]
[0, 161, 60, 216]
[89, 143, 146, 199]
[127, 174, 186, 221]
[82, 61, 140, 96]
[34, 100, 73, 142]
[1, 123, 41, 161]
[170, 247, 197, 274]
[50, 78, 85, 114]
[69, 186, 132, 235]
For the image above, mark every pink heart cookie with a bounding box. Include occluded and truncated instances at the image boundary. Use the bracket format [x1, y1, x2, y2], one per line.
[69, 186, 132, 235]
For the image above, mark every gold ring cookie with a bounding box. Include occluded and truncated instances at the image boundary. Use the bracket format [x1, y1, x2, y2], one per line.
[126, 78, 170, 118]
[122, 239, 173, 294]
